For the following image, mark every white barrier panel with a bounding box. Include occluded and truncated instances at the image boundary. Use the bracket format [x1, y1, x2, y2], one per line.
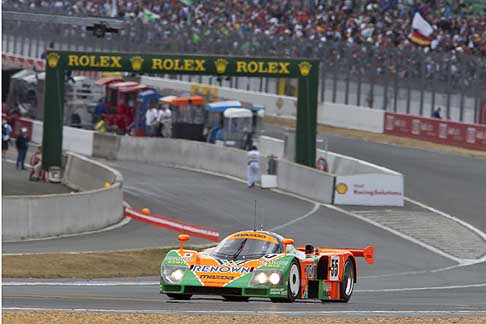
[316, 150, 399, 175]
[334, 174, 404, 206]
[32, 120, 43, 144]
[277, 159, 335, 204]
[31, 120, 94, 156]
[259, 136, 285, 159]
[319, 103, 385, 134]
[316, 149, 404, 206]
[63, 152, 123, 191]
[63, 127, 94, 156]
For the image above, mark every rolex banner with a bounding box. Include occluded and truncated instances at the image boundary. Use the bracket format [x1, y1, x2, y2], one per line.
[45, 52, 317, 79]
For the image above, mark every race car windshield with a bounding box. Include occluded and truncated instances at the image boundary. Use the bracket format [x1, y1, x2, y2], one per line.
[211, 238, 280, 260]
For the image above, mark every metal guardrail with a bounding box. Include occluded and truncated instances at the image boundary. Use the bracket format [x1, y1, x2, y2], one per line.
[2, 10, 124, 28]
[2, 15, 486, 123]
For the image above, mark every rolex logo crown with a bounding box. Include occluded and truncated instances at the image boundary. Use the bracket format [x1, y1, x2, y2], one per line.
[215, 58, 229, 74]
[130, 56, 144, 71]
[46, 52, 60, 69]
[298, 61, 312, 77]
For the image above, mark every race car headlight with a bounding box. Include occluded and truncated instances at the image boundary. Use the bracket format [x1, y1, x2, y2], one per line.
[250, 270, 284, 286]
[255, 272, 268, 284]
[161, 265, 187, 284]
[269, 272, 281, 285]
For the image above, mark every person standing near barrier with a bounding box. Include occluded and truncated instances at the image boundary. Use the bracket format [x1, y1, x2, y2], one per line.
[247, 145, 260, 188]
[432, 107, 442, 119]
[145, 105, 158, 137]
[2, 119, 12, 159]
[158, 103, 172, 138]
[15, 128, 29, 170]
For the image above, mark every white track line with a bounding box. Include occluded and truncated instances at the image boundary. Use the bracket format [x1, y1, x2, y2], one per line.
[5, 281, 486, 294]
[3, 307, 486, 316]
[270, 203, 320, 231]
[357, 283, 486, 293]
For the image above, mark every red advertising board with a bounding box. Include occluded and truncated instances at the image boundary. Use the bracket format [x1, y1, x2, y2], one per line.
[384, 112, 486, 151]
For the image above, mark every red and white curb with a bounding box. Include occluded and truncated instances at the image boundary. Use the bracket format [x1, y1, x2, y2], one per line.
[124, 208, 220, 242]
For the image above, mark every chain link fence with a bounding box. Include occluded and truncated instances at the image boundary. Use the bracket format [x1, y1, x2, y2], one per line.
[3, 17, 486, 123]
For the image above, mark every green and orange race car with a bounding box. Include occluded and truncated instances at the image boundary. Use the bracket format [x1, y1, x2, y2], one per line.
[160, 230, 374, 303]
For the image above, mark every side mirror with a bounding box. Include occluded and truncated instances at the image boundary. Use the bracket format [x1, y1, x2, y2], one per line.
[178, 234, 190, 254]
[282, 238, 294, 255]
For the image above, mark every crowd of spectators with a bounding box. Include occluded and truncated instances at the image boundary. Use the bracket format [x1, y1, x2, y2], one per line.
[4, 0, 486, 56]
[3, 0, 486, 92]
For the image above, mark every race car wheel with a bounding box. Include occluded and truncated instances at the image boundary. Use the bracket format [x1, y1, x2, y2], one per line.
[271, 259, 300, 303]
[340, 258, 355, 303]
[222, 296, 250, 302]
[166, 293, 192, 300]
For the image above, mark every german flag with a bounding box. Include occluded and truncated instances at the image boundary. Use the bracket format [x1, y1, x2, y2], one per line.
[410, 31, 431, 46]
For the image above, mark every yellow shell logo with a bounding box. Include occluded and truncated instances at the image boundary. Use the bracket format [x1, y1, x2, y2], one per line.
[130, 56, 144, 71]
[215, 58, 229, 74]
[335, 183, 348, 195]
[47, 53, 60, 69]
[298, 61, 312, 77]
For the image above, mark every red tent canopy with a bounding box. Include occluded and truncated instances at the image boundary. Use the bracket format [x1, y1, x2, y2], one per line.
[95, 77, 123, 86]
[119, 84, 150, 93]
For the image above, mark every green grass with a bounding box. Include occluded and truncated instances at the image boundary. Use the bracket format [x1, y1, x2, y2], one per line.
[2, 248, 175, 279]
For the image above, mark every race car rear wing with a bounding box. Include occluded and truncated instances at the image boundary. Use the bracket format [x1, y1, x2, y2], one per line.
[347, 246, 374, 264]
[314, 246, 374, 265]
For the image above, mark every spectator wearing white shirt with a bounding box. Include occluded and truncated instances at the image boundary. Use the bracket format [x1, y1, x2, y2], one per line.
[145, 106, 158, 137]
[247, 145, 260, 188]
[157, 104, 172, 138]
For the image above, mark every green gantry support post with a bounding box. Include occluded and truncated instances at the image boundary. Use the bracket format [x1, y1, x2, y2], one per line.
[42, 67, 64, 170]
[295, 65, 319, 166]
[41, 51, 319, 169]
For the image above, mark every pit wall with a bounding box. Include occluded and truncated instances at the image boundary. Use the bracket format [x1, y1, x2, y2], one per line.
[93, 133, 336, 204]
[2, 152, 123, 241]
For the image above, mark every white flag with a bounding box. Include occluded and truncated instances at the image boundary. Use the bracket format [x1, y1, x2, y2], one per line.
[412, 12, 433, 37]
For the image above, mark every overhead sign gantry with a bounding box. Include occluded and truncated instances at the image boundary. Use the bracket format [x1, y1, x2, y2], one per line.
[43, 51, 319, 168]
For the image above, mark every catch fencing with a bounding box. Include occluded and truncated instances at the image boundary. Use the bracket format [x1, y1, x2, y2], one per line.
[2, 13, 486, 124]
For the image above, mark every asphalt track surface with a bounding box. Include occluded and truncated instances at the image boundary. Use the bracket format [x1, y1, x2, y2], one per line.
[3, 131, 486, 317]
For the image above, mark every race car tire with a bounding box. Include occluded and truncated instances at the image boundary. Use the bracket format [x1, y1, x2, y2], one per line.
[271, 259, 300, 303]
[339, 258, 355, 303]
[222, 296, 250, 302]
[166, 293, 192, 300]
